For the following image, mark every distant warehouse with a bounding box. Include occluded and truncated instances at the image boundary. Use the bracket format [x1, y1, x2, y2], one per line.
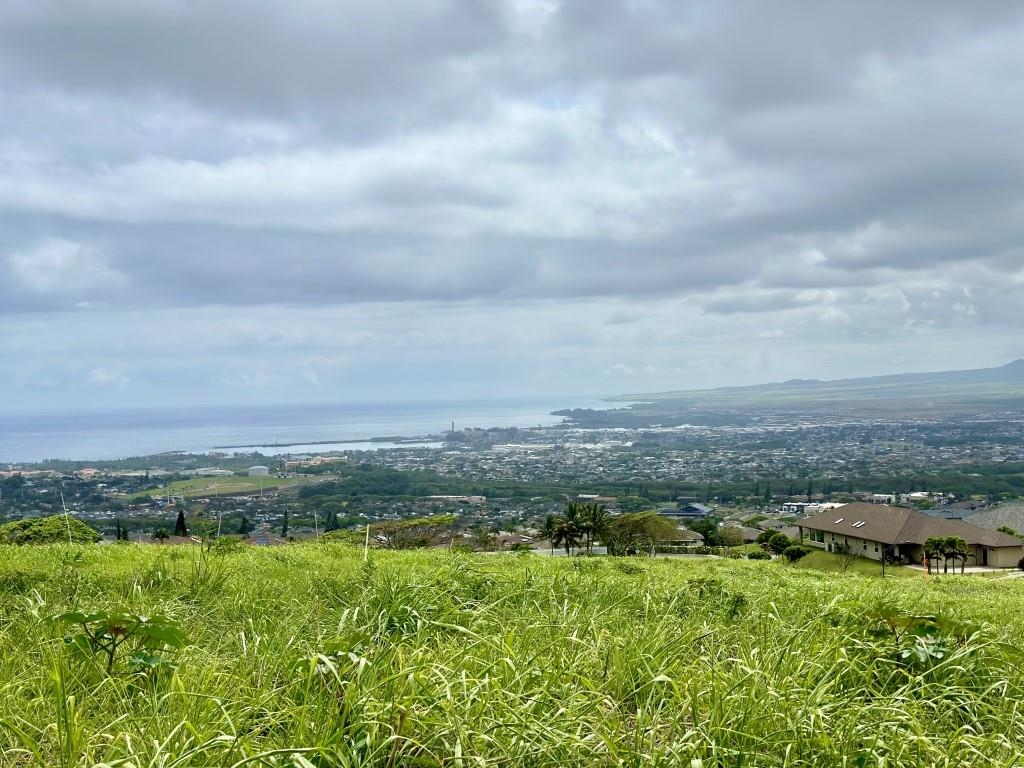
[248, 465, 270, 477]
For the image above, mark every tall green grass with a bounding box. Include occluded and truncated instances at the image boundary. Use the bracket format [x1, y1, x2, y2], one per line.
[1, 544, 1023, 766]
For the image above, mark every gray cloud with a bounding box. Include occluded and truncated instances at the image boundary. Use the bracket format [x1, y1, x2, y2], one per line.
[1, 1, 1023, 409]
[0, 1, 505, 130]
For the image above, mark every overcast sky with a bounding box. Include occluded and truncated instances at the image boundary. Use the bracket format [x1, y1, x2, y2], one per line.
[2, 0, 1023, 413]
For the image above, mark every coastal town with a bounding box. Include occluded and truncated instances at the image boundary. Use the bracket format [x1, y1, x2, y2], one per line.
[5, 407, 1024, 565]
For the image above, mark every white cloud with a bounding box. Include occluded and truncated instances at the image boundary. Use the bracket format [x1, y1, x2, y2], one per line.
[86, 366, 129, 388]
[7, 239, 127, 296]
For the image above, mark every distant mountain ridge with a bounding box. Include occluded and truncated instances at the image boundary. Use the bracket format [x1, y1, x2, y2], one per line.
[556, 360, 1024, 427]
[616, 359, 1024, 405]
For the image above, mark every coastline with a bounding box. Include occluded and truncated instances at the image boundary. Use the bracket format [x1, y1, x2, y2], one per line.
[0, 398, 606, 465]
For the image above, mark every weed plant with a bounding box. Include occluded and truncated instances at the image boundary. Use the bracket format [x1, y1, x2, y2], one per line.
[0, 543, 1023, 766]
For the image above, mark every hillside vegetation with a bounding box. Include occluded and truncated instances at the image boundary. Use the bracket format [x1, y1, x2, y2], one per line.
[1, 544, 1023, 766]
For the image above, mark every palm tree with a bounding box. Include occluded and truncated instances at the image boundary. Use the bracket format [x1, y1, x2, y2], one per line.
[923, 537, 945, 574]
[552, 508, 582, 556]
[583, 503, 610, 553]
[945, 536, 968, 574]
[540, 514, 557, 555]
[562, 502, 582, 534]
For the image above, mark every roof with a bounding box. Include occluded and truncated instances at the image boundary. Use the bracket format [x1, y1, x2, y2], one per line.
[800, 503, 1022, 548]
[778, 526, 802, 540]
[660, 504, 711, 518]
[964, 503, 1024, 533]
[675, 527, 704, 541]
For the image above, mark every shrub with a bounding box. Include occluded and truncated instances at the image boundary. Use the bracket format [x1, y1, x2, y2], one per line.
[782, 545, 810, 563]
[747, 550, 771, 561]
[0, 515, 101, 544]
[1018, 556, 1024, 572]
[755, 530, 776, 545]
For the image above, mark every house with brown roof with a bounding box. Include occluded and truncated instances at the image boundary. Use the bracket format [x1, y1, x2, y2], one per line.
[798, 502, 1022, 568]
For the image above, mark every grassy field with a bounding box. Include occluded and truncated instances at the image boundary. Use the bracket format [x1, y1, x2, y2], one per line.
[2, 545, 1024, 766]
[792, 549, 919, 578]
[128, 475, 304, 500]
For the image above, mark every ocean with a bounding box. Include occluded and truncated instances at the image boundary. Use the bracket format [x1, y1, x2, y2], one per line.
[0, 398, 585, 464]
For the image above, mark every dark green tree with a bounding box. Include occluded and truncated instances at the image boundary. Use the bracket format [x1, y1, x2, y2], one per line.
[768, 532, 793, 555]
[756, 529, 776, 545]
[325, 509, 340, 532]
[281, 508, 289, 538]
[688, 516, 725, 546]
[783, 544, 810, 563]
[173, 510, 187, 537]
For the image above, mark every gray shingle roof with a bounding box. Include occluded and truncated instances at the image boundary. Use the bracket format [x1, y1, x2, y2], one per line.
[965, 504, 1024, 533]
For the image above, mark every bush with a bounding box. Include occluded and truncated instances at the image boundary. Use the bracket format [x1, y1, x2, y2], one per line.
[1018, 556, 1024, 572]
[0, 515, 101, 545]
[747, 550, 771, 561]
[782, 545, 810, 563]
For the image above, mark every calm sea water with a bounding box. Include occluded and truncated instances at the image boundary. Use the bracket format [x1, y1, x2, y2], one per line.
[0, 399, 586, 464]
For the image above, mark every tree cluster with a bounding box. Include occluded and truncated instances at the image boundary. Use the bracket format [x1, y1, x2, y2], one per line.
[923, 536, 969, 574]
[755, 530, 797, 554]
[603, 512, 679, 556]
[540, 503, 610, 555]
[372, 514, 458, 550]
